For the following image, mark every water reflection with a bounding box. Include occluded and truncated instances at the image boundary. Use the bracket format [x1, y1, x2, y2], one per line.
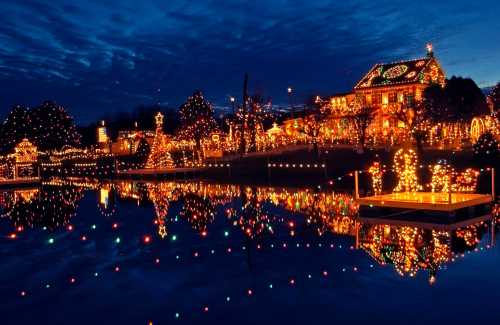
[1, 178, 497, 281]
[0, 185, 83, 230]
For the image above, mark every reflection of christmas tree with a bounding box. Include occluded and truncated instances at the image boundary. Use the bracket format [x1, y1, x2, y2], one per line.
[5, 186, 84, 230]
[179, 192, 215, 235]
[238, 187, 274, 239]
[147, 182, 176, 239]
[146, 112, 175, 169]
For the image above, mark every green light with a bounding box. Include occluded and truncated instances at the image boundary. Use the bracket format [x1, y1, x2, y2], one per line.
[45, 284, 50, 288]
[175, 313, 180, 319]
[48, 238, 54, 244]
[115, 237, 121, 244]
[224, 231, 229, 237]
[172, 235, 177, 241]
[91, 224, 97, 230]
[269, 284, 273, 289]
[226, 296, 231, 302]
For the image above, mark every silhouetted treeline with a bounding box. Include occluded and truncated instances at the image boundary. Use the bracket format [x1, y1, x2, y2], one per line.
[79, 105, 180, 146]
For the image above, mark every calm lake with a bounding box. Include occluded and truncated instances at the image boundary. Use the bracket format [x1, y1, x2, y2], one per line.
[1, 179, 499, 324]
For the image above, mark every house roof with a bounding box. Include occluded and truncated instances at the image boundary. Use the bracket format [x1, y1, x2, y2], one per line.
[354, 57, 433, 90]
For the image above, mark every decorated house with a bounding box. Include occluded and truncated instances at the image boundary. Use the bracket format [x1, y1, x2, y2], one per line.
[327, 44, 446, 140]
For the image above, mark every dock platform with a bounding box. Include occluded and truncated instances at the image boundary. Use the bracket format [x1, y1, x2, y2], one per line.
[357, 192, 493, 212]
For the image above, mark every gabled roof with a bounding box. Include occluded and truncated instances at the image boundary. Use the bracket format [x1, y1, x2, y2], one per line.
[354, 57, 433, 90]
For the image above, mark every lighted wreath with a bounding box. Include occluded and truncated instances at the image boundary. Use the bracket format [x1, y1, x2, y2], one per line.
[383, 65, 408, 79]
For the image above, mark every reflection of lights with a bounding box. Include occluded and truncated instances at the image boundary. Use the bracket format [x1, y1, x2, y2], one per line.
[99, 188, 109, 207]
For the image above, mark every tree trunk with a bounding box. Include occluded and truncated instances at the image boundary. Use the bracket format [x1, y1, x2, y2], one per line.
[240, 73, 249, 155]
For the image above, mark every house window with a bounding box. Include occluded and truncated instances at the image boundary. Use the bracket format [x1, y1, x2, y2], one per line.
[382, 93, 388, 105]
[406, 94, 415, 107]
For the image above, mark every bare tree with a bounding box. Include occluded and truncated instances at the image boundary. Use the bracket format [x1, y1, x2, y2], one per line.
[351, 106, 376, 152]
[390, 102, 428, 153]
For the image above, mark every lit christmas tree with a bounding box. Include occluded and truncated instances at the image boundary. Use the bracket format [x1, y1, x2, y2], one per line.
[146, 112, 175, 169]
[0, 101, 81, 154]
[31, 101, 81, 151]
[0, 105, 31, 154]
[176, 91, 218, 161]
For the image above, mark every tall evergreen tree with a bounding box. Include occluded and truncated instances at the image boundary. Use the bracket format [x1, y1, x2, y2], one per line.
[444, 77, 488, 120]
[31, 101, 81, 151]
[176, 91, 218, 160]
[0, 105, 31, 154]
[0, 101, 81, 154]
[490, 82, 500, 111]
[423, 77, 488, 122]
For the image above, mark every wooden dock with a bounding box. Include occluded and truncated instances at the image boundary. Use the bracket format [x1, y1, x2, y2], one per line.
[357, 192, 493, 212]
[118, 167, 201, 175]
[116, 167, 206, 179]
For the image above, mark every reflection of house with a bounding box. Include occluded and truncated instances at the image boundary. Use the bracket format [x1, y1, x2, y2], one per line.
[327, 45, 446, 136]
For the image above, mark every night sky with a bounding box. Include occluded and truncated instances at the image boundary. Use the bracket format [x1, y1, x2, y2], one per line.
[0, 0, 499, 124]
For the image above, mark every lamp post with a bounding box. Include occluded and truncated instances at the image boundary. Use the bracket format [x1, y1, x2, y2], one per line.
[229, 96, 236, 115]
[287, 87, 294, 119]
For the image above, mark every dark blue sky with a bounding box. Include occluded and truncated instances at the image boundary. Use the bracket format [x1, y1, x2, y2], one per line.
[0, 0, 499, 124]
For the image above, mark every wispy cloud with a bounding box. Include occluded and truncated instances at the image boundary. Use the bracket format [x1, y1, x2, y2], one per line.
[0, 0, 498, 123]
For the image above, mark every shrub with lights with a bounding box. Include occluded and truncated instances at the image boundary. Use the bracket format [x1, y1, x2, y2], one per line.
[473, 131, 498, 162]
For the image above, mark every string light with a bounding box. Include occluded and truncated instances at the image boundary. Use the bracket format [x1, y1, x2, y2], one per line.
[368, 161, 383, 195]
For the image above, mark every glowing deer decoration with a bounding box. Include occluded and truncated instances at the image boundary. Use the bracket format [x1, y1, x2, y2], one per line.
[393, 149, 422, 193]
[430, 160, 454, 193]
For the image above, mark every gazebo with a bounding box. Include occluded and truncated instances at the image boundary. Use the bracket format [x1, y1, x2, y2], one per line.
[12, 139, 39, 179]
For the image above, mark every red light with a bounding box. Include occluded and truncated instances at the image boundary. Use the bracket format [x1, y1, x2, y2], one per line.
[114, 266, 120, 272]
[70, 277, 76, 284]
[143, 235, 151, 244]
[112, 223, 118, 229]
[67, 225, 73, 231]
[9, 233, 17, 239]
